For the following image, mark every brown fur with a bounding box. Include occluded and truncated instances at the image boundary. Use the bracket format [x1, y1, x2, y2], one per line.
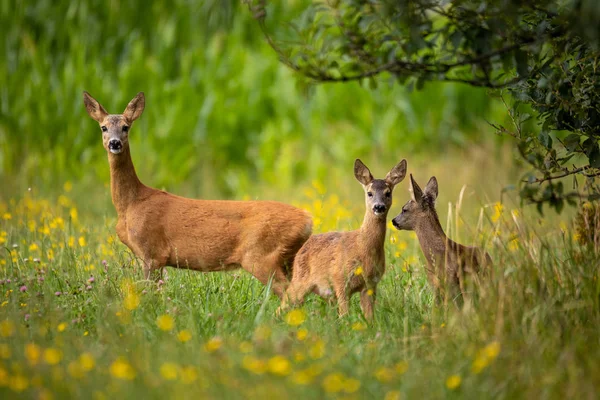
[278, 159, 407, 320]
[83, 91, 312, 296]
[392, 174, 492, 302]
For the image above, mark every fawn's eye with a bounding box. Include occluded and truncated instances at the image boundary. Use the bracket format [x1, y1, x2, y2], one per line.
[385, 192, 391, 198]
[101, 126, 108, 132]
[367, 192, 373, 197]
[122, 126, 129, 132]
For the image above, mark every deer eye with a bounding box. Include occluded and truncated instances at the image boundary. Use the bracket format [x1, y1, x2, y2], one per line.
[385, 192, 391, 198]
[122, 126, 129, 132]
[101, 126, 108, 132]
[367, 192, 373, 197]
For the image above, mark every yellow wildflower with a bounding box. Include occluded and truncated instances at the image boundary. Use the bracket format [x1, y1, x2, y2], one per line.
[385, 390, 402, 400]
[309, 340, 325, 359]
[110, 358, 136, 380]
[354, 267, 363, 276]
[9, 375, 28, 392]
[160, 362, 179, 380]
[242, 356, 267, 375]
[204, 337, 222, 352]
[285, 309, 306, 326]
[296, 328, 308, 341]
[80, 353, 95, 371]
[351, 322, 367, 331]
[123, 292, 140, 311]
[395, 360, 409, 375]
[28, 243, 39, 252]
[0, 343, 10, 359]
[445, 374, 461, 390]
[180, 366, 198, 384]
[78, 236, 86, 247]
[1, 213, 11, 220]
[268, 355, 291, 376]
[25, 343, 41, 365]
[322, 373, 345, 393]
[156, 315, 174, 331]
[57, 322, 67, 332]
[63, 181, 73, 192]
[491, 202, 503, 223]
[44, 348, 62, 365]
[70, 208, 78, 221]
[374, 367, 394, 383]
[292, 369, 314, 385]
[344, 378, 361, 393]
[177, 330, 192, 343]
[0, 320, 15, 337]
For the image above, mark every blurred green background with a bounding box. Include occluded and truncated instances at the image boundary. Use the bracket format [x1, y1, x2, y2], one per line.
[1, 0, 518, 212]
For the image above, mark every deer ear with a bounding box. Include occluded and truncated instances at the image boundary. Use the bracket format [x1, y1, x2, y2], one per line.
[354, 159, 374, 186]
[409, 174, 423, 202]
[423, 176, 438, 202]
[385, 159, 407, 187]
[123, 92, 145, 122]
[83, 91, 108, 122]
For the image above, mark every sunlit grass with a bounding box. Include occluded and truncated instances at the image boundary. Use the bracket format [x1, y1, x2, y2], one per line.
[0, 178, 598, 399]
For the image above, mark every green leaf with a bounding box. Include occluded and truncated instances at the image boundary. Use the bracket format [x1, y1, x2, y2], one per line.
[563, 134, 581, 152]
[589, 143, 600, 168]
[514, 49, 529, 77]
[538, 131, 553, 149]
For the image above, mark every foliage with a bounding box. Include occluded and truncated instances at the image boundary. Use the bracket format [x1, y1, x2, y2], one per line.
[248, 0, 600, 212]
[0, 0, 510, 198]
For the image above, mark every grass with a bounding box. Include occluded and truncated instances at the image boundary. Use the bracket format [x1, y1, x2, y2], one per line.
[0, 146, 599, 399]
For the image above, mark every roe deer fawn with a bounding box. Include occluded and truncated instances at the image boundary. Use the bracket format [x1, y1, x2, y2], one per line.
[392, 175, 492, 302]
[83, 91, 312, 296]
[278, 159, 407, 320]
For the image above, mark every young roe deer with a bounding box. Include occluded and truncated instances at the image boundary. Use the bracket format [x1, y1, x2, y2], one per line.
[278, 159, 407, 320]
[392, 175, 492, 301]
[83, 91, 312, 296]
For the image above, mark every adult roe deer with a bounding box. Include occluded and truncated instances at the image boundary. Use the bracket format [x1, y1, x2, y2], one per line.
[392, 174, 492, 302]
[278, 159, 407, 321]
[83, 91, 312, 296]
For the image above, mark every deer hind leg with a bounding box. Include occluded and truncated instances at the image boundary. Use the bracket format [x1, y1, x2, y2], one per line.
[241, 252, 289, 298]
[360, 287, 376, 322]
[276, 280, 313, 316]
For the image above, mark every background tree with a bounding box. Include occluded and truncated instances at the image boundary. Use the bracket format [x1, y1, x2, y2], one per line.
[247, 0, 600, 213]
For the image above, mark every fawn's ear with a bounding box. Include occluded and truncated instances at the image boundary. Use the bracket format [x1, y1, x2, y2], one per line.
[385, 159, 407, 188]
[423, 176, 438, 203]
[354, 159, 374, 186]
[83, 91, 108, 122]
[409, 174, 423, 202]
[123, 92, 145, 122]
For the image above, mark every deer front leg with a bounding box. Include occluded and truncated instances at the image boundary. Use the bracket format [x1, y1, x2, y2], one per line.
[360, 287, 376, 322]
[335, 286, 349, 317]
[142, 258, 164, 282]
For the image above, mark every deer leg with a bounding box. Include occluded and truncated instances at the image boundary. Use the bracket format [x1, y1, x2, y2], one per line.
[276, 281, 311, 316]
[360, 287, 376, 322]
[142, 258, 164, 282]
[242, 252, 288, 298]
[335, 285, 349, 317]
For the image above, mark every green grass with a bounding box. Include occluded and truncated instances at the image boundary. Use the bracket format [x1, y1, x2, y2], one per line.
[0, 152, 598, 398]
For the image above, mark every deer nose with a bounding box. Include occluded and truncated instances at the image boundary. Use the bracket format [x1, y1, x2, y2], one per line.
[373, 204, 386, 214]
[108, 139, 122, 151]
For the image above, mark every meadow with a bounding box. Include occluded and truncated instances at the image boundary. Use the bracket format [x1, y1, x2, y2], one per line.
[1, 1, 600, 399]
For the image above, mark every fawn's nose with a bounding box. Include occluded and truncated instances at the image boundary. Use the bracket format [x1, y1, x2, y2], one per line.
[373, 204, 386, 214]
[108, 139, 123, 152]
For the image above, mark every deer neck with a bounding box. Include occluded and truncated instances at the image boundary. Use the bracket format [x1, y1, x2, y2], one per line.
[108, 147, 144, 215]
[414, 211, 448, 266]
[359, 211, 387, 258]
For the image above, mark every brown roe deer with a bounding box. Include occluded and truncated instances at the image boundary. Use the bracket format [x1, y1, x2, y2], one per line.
[278, 159, 407, 320]
[83, 91, 312, 296]
[392, 175, 492, 301]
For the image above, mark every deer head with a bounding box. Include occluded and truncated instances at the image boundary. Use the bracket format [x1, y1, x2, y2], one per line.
[354, 159, 407, 219]
[392, 174, 438, 230]
[83, 91, 145, 155]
